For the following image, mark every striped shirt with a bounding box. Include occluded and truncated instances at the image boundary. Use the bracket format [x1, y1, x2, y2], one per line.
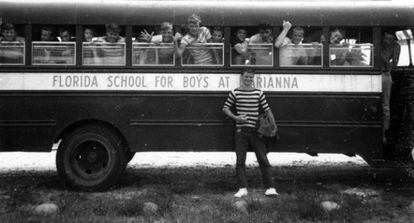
[223, 88, 270, 128]
[181, 27, 214, 65]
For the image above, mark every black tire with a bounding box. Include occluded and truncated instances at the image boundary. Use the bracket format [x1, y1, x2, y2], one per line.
[56, 125, 126, 191]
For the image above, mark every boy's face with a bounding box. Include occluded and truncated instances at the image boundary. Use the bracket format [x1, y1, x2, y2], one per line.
[41, 30, 53, 41]
[161, 28, 173, 42]
[212, 31, 223, 42]
[60, 31, 71, 41]
[292, 30, 304, 44]
[2, 29, 16, 41]
[237, 29, 247, 41]
[330, 30, 343, 44]
[259, 28, 271, 41]
[187, 22, 200, 36]
[84, 29, 93, 42]
[241, 71, 254, 87]
[383, 33, 395, 45]
[106, 31, 120, 43]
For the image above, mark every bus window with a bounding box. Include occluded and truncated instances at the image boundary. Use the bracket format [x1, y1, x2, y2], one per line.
[329, 27, 373, 67]
[0, 23, 25, 65]
[395, 29, 414, 67]
[132, 25, 175, 66]
[277, 26, 323, 67]
[32, 25, 75, 65]
[132, 43, 175, 66]
[82, 24, 125, 66]
[230, 27, 272, 66]
[181, 43, 224, 66]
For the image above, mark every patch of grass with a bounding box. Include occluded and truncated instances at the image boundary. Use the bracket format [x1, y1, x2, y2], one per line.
[0, 165, 413, 223]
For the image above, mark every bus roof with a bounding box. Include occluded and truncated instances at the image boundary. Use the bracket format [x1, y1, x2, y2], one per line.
[0, 0, 413, 26]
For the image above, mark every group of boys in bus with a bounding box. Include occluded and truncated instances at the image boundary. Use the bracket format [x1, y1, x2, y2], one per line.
[0, 13, 374, 67]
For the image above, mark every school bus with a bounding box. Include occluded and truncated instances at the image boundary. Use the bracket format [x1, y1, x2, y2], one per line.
[0, 0, 413, 190]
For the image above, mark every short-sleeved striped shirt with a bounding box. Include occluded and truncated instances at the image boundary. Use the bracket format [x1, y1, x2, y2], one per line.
[223, 88, 270, 128]
[181, 26, 214, 65]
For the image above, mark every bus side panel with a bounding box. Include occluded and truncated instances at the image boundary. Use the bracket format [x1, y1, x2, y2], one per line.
[0, 92, 58, 151]
[0, 92, 382, 158]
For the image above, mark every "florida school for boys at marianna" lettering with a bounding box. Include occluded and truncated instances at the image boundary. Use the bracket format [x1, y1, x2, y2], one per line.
[52, 74, 299, 90]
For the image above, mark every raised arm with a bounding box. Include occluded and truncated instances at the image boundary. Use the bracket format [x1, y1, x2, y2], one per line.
[274, 21, 292, 48]
[173, 32, 185, 58]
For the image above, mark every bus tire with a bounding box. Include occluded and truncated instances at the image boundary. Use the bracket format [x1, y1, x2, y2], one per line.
[56, 125, 126, 191]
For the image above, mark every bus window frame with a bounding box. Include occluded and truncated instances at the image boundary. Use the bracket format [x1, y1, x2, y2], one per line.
[181, 42, 225, 67]
[328, 43, 374, 68]
[31, 41, 76, 66]
[81, 41, 126, 67]
[132, 42, 176, 67]
[230, 42, 274, 67]
[0, 41, 26, 66]
[278, 43, 324, 68]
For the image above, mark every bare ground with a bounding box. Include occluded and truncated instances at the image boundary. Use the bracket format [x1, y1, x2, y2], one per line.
[0, 152, 413, 222]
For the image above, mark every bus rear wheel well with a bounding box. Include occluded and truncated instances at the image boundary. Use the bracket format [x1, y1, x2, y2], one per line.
[56, 120, 130, 152]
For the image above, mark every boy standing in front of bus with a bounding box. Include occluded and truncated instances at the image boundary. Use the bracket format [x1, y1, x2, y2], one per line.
[381, 32, 400, 143]
[174, 14, 214, 65]
[223, 69, 278, 198]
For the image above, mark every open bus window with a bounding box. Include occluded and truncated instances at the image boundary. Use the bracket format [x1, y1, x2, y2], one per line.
[0, 42, 25, 65]
[330, 43, 373, 67]
[230, 43, 273, 66]
[280, 43, 322, 67]
[328, 27, 373, 67]
[397, 40, 414, 66]
[181, 43, 224, 66]
[83, 42, 125, 66]
[32, 42, 75, 65]
[0, 23, 25, 65]
[31, 25, 75, 65]
[395, 29, 414, 67]
[277, 26, 323, 67]
[230, 27, 273, 66]
[82, 25, 126, 66]
[132, 43, 174, 66]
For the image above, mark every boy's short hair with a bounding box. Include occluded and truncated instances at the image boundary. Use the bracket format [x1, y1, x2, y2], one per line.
[213, 27, 223, 33]
[41, 26, 54, 33]
[160, 22, 173, 31]
[1, 23, 15, 31]
[293, 26, 305, 34]
[187, 14, 201, 24]
[242, 68, 255, 75]
[105, 23, 121, 33]
[58, 28, 71, 35]
[332, 27, 346, 37]
[258, 22, 271, 31]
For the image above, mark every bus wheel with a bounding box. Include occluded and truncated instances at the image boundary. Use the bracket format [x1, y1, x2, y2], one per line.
[56, 125, 126, 191]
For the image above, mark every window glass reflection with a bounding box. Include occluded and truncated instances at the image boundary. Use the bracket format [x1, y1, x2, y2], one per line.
[280, 43, 322, 66]
[82, 42, 125, 66]
[182, 43, 223, 66]
[231, 43, 273, 66]
[0, 42, 24, 65]
[132, 43, 174, 66]
[32, 42, 75, 65]
[329, 43, 373, 67]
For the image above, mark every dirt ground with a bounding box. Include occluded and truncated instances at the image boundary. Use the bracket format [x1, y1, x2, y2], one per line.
[0, 151, 413, 222]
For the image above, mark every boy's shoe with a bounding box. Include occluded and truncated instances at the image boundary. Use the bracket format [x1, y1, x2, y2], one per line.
[264, 188, 279, 196]
[234, 188, 248, 198]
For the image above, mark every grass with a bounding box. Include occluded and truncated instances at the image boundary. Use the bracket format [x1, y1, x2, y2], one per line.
[0, 163, 413, 222]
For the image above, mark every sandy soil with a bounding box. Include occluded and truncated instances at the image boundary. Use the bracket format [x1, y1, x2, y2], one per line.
[0, 149, 367, 172]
